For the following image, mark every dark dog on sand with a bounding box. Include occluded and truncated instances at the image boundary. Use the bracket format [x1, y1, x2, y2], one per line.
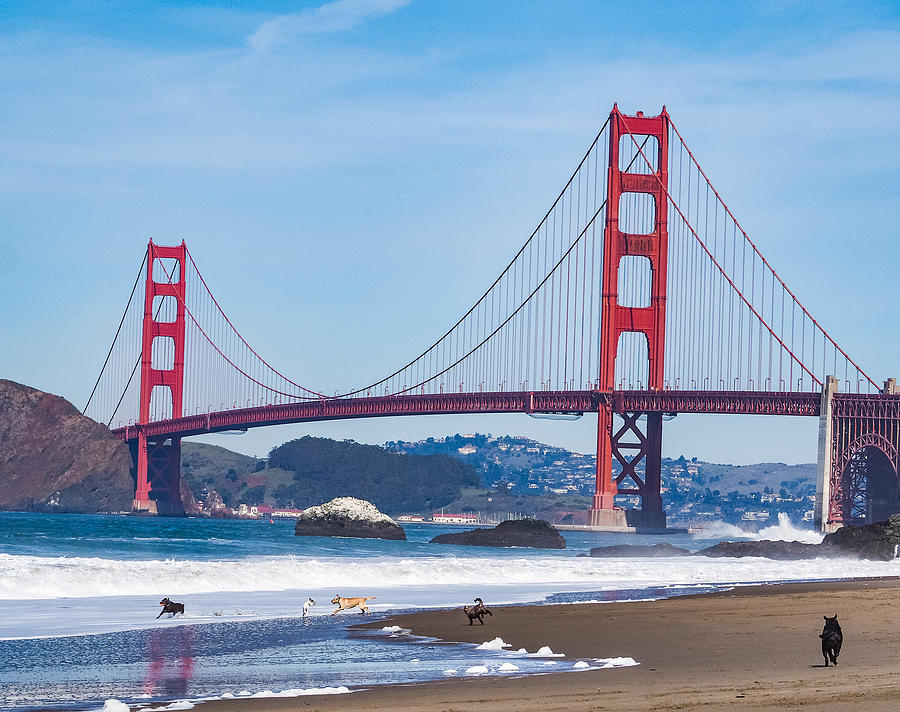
[157, 597, 185, 618]
[463, 597, 492, 625]
[819, 614, 842, 666]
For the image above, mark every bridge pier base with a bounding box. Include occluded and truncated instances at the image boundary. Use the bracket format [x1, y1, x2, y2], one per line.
[589, 503, 628, 528]
[815, 376, 839, 532]
[624, 508, 666, 529]
[132, 499, 158, 515]
[591, 405, 667, 530]
[129, 435, 185, 517]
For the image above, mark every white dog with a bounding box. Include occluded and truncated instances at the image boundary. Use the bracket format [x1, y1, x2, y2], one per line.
[302, 597, 315, 617]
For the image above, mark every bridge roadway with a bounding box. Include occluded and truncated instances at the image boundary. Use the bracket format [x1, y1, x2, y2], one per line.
[113, 389, 824, 442]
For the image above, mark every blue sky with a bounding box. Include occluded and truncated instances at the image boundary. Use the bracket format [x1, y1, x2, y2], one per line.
[1, 0, 898, 464]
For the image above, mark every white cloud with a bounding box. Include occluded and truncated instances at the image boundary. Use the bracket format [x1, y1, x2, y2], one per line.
[247, 0, 412, 51]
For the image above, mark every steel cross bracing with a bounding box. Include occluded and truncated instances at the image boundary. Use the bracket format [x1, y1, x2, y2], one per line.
[84, 105, 897, 529]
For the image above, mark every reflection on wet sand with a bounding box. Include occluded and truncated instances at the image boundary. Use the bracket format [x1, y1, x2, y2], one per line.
[144, 626, 195, 697]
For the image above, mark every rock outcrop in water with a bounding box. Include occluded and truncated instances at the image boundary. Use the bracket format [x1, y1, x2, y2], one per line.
[293, 496, 406, 540]
[820, 513, 900, 561]
[429, 518, 566, 549]
[580, 517, 900, 561]
[696, 540, 842, 560]
[587, 542, 691, 557]
[0, 379, 134, 512]
[695, 515, 900, 561]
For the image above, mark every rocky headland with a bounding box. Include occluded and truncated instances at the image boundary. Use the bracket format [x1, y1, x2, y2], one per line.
[0, 379, 133, 512]
[429, 518, 566, 549]
[293, 496, 407, 539]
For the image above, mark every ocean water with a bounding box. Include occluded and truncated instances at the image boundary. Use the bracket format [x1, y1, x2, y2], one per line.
[0, 511, 896, 711]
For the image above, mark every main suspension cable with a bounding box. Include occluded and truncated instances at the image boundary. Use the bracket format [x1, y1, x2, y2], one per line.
[84, 251, 147, 415]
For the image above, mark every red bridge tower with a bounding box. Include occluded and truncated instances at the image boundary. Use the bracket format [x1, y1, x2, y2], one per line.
[132, 240, 187, 515]
[592, 106, 670, 529]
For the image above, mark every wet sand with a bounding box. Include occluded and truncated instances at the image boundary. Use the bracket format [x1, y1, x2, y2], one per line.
[178, 578, 900, 712]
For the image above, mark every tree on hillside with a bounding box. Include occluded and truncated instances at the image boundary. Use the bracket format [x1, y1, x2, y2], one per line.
[267, 436, 479, 512]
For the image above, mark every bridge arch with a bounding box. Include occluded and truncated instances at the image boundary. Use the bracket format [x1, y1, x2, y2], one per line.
[833, 433, 900, 525]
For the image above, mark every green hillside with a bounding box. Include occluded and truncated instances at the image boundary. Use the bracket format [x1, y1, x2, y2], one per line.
[267, 436, 480, 513]
[181, 437, 480, 514]
[180, 442, 294, 509]
[182, 435, 819, 527]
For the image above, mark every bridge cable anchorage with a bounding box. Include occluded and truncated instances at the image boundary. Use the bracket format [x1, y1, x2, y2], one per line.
[83, 250, 147, 415]
[620, 113, 872, 393]
[666, 119, 877, 391]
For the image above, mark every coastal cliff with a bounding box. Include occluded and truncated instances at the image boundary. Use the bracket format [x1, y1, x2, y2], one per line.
[0, 379, 133, 512]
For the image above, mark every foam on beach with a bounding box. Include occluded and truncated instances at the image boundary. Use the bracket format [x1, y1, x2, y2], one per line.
[529, 645, 565, 657]
[476, 637, 512, 650]
[595, 657, 639, 668]
[100, 701, 129, 712]
[245, 687, 351, 698]
[150, 702, 195, 711]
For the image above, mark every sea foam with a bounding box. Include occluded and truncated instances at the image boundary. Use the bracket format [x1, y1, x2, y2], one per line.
[1, 542, 887, 602]
[694, 513, 824, 545]
[476, 637, 511, 650]
[101, 701, 129, 712]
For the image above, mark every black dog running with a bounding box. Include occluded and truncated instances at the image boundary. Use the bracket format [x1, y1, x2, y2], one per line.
[819, 614, 843, 666]
[157, 597, 185, 618]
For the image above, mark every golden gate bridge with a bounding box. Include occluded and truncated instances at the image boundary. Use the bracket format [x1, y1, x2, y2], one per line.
[83, 105, 900, 532]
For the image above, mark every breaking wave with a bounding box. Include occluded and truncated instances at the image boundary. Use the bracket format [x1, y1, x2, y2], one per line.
[693, 513, 824, 545]
[1, 544, 894, 601]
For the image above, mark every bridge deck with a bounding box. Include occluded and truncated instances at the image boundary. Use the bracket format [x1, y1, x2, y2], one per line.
[113, 389, 826, 441]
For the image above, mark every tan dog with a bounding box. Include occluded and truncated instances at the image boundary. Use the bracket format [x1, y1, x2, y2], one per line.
[331, 594, 375, 615]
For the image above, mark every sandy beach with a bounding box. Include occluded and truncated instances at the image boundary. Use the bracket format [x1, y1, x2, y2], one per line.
[190, 577, 900, 712]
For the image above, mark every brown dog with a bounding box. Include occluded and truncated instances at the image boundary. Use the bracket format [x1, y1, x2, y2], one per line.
[463, 597, 492, 625]
[331, 594, 375, 615]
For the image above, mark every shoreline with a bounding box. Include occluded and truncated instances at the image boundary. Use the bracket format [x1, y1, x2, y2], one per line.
[184, 576, 900, 712]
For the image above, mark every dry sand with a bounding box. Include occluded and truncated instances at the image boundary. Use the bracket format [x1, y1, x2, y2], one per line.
[185, 578, 900, 712]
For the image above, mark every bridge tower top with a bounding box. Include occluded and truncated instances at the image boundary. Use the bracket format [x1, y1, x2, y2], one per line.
[139, 240, 187, 424]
